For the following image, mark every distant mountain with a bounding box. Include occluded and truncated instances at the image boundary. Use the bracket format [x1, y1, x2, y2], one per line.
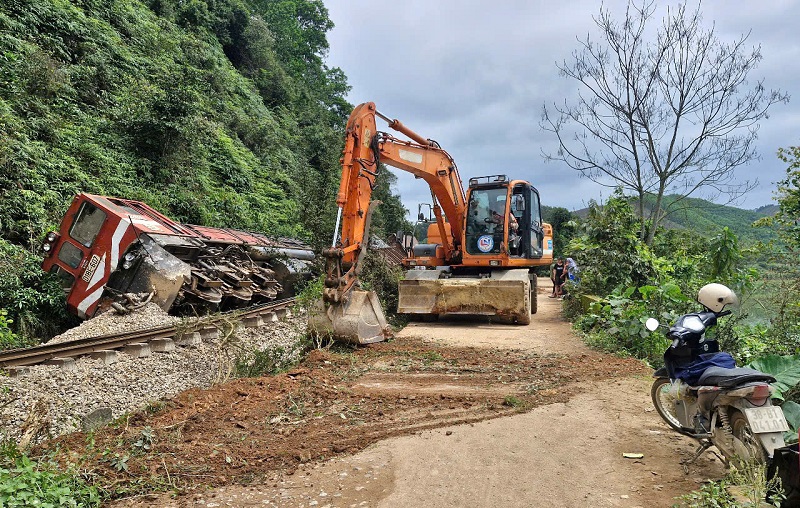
[569, 195, 778, 245]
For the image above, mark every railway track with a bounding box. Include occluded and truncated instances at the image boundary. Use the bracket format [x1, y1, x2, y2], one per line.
[0, 298, 296, 369]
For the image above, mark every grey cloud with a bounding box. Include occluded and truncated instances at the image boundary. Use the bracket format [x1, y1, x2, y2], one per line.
[325, 0, 800, 213]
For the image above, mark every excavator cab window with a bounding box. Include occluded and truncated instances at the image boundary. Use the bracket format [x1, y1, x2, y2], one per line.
[524, 186, 544, 258]
[465, 187, 508, 255]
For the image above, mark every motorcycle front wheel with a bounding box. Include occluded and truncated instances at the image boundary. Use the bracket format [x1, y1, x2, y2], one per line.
[730, 410, 768, 464]
[650, 377, 692, 436]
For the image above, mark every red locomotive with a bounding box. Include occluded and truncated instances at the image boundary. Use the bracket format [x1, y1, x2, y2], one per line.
[41, 193, 315, 319]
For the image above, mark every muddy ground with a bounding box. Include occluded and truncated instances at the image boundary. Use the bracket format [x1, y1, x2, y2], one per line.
[44, 283, 725, 507]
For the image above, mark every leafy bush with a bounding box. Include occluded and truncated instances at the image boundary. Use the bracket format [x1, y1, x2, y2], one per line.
[565, 190, 657, 297]
[0, 442, 102, 507]
[292, 273, 324, 312]
[576, 284, 687, 366]
[235, 345, 297, 378]
[0, 239, 76, 345]
[0, 309, 18, 349]
[564, 189, 769, 368]
[746, 355, 800, 402]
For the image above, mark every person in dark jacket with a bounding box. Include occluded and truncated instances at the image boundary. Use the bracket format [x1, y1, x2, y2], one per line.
[550, 257, 565, 298]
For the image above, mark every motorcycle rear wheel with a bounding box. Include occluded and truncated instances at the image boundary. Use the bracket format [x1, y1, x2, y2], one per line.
[730, 410, 768, 464]
[651, 377, 692, 436]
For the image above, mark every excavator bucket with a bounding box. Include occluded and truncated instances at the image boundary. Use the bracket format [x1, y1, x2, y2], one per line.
[308, 289, 392, 345]
[397, 269, 534, 324]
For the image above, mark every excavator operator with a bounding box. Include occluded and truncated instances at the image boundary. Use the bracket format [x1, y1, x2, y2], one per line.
[491, 209, 518, 233]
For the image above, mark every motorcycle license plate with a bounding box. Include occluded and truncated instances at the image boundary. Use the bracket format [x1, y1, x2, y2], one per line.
[744, 407, 790, 433]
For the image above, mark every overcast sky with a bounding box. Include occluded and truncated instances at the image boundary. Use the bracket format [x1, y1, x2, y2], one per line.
[323, 0, 800, 214]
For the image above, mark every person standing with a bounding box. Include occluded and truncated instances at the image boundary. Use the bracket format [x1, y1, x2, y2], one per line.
[550, 257, 565, 298]
[565, 257, 579, 284]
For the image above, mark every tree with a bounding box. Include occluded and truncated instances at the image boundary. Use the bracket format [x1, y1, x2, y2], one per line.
[542, 206, 576, 257]
[774, 146, 800, 248]
[566, 189, 656, 296]
[541, 1, 789, 246]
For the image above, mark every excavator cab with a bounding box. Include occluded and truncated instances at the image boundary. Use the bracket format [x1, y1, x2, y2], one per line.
[463, 176, 545, 262]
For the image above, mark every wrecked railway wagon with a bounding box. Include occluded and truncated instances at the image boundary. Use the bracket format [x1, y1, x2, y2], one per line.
[41, 193, 315, 319]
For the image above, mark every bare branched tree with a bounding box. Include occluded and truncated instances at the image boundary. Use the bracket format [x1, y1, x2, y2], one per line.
[541, 1, 789, 245]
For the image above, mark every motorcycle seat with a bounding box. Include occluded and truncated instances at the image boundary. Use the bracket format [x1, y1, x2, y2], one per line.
[698, 366, 776, 388]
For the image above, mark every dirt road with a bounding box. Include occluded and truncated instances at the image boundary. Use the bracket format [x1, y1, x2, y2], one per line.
[70, 284, 724, 507]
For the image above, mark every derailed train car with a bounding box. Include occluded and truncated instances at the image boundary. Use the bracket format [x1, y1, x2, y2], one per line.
[41, 193, 315, 319]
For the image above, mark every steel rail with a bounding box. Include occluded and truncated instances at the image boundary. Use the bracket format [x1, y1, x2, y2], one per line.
[0, 298, 296, 368]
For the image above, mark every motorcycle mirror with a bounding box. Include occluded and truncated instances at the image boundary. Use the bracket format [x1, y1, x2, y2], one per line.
[645, 318, 660, 332]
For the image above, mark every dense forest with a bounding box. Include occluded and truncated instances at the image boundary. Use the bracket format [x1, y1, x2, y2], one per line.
[0, 0, 408, 341]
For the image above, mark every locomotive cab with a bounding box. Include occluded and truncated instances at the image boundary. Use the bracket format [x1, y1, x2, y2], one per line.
[42, 193, 315, 319]
[41, 194, 190, 318]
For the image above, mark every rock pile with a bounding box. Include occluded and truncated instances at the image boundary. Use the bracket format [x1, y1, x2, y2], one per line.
[47, 303, 182, 344]
[0, 306, 306, 446]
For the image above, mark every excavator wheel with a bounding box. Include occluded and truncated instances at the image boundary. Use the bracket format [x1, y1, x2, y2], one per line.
[516, 293, 532, 325]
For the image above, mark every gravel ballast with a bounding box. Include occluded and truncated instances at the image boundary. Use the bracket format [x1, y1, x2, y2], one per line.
[0, 305, 306, 446]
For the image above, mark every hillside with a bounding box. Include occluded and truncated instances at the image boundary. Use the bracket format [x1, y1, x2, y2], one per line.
[571, 195, 778, 245]
[0, 0, 348, 249]
[0, 0, 416, 342]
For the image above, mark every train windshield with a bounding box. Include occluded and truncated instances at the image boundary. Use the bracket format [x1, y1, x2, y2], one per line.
[48, 264, 75, 291]
[57, 242, 83, 269]
[69, 202, 107, 248]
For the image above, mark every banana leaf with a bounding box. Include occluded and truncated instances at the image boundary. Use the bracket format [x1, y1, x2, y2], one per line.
[780, 400, 800, 444]
[747, 354, 800, 401]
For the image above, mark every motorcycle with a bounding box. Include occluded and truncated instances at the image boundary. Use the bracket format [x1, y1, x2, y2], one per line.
[647, 284, 789, 465]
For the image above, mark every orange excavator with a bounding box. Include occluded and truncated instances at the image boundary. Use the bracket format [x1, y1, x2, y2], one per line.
[309, 102, 553, 344]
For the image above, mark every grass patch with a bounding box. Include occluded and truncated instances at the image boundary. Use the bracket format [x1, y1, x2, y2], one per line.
[0, 440, 103, 507]
[234, 346, 297, 378]
[675, 459, 784, 507]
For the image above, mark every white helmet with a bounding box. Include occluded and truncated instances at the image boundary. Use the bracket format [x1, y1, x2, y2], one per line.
[697, 283, 739, 313]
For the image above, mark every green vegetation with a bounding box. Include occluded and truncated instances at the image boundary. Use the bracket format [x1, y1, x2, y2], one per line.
[0, 442, 102, 507]
[565, 187, 786, 368]
[542, 205, 577, 258]
[572, 194, 778, 246]
[0, 239, 77, 341]
[0, 0, 410, 347]
[235, 345, 296, 378]
[676, 460, 782, 508]
[643, 194, 779, 246]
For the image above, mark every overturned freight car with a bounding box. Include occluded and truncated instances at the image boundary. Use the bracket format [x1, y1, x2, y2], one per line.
[41, 193, 315, 319]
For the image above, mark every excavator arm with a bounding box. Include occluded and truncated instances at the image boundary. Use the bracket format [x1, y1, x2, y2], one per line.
[311, 102, 467, 344]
